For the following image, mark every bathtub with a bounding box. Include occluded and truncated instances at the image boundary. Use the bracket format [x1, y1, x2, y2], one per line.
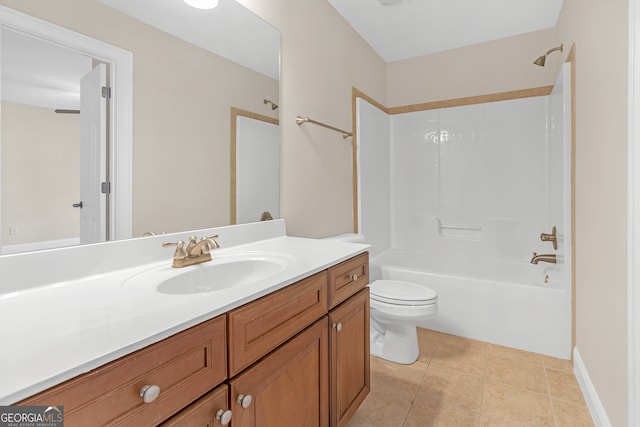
[370, 249, 572, 359]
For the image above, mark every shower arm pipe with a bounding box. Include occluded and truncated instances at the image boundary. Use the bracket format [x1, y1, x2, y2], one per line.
[295, 116, 353, 139]
[544, 45, 563, 56]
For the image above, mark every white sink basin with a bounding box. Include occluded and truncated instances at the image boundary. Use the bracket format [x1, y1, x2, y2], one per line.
[124, 252, 293, 295]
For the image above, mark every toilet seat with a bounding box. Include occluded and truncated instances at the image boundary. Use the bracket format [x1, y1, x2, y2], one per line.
[369, 280, 437, 306]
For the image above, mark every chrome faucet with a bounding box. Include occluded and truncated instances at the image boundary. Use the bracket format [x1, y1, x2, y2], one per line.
[163, 235, 220, 268]
[530, 252, 557, 265]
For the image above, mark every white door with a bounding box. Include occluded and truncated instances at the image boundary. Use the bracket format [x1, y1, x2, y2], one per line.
[236, 117, 280, 223]
[79, 63, 107, 244]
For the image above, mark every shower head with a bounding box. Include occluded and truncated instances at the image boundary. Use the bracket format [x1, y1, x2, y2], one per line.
[533, 55, 547, 67]
[533, 44, 563, 67]
[263, 99, 279, 110]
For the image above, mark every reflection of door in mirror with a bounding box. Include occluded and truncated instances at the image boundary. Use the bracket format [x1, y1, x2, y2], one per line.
[230, 108, 279, 225]
[0, 29, 94, 254]
[0, 15, 132, 255]
[79, 63, 107, 245]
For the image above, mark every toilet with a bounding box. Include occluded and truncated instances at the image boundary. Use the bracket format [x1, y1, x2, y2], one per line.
[369, 279, 438, 364]
[322, 233, 439, 365]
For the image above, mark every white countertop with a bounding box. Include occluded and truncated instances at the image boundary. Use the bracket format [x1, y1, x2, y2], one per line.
[0, 221, 367, 404]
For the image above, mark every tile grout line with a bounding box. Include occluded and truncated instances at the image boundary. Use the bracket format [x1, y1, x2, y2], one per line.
[542, 357, 560, 427]
[400, 342, 436, 427]
[477, 343, 489, 426]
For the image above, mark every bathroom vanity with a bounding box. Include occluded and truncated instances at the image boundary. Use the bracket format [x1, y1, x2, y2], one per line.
[1, 220, 370, 427]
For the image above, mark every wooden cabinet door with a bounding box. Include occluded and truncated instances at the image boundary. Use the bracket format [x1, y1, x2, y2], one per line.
[161, 384, 230, 427]
[229, 318, 329, 427]
[329, 288, 370, 427]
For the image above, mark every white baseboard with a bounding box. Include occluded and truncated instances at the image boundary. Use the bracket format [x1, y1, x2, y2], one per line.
[573, 347, 612, 427]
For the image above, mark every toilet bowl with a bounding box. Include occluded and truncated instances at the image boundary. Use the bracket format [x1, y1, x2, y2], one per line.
[321, 233, 438, 364]
[369, 279, 438, 364]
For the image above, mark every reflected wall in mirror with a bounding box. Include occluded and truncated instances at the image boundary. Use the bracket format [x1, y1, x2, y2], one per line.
[0, 0, 280, 255]
[230, 107, 279, 225]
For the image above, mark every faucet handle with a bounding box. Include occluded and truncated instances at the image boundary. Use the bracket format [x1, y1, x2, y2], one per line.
[205, 235, 220, 247]
[200, 235, 220, 255]
[163, 240, 187, 260]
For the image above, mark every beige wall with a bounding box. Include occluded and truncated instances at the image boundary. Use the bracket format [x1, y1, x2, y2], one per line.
[236, 0, 387, 238]
[387, 28, 561, 106]
[557, 0, 629, 425]
[0, 0, 278, 237]
[1, 102, 79, 244]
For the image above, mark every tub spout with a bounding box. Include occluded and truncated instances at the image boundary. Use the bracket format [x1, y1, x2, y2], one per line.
[530, 252, 556, 264]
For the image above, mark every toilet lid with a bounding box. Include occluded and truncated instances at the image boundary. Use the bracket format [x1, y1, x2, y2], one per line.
[369, 280, 437, 305]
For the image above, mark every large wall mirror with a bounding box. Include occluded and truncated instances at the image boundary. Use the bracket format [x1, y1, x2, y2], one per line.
[0, 0, 280, 255]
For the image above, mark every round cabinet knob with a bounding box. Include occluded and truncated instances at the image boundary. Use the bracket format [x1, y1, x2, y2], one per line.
[333, 323, 343, 332]
[350, 273, 359, 281]
[216, 409, 232, 425]
[139, 384, 161, 403]
[237, 394, 253, 409]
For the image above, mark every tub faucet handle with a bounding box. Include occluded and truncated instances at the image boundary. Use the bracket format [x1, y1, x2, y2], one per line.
[540, 226, 558, 250]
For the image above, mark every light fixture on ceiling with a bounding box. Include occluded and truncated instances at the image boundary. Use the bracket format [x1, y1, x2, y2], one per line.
[533, 44, 563, 67]
[184, 0, 219, 10]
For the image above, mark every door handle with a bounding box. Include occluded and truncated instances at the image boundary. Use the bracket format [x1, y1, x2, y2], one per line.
[72, 201, 83, 209]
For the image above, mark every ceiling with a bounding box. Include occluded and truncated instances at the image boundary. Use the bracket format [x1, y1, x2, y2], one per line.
[1, 29, 92, 110]
[327, 0, 564, 62]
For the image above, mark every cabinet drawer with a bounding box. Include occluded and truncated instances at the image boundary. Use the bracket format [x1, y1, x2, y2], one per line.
[228, 271, 328, 376]
[161, 384, 230, 427]
[328, 253, 369, 309]
[20, 315, 227, 427]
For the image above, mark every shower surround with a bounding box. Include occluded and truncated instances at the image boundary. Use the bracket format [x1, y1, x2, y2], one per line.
[358, 64, 572, 358]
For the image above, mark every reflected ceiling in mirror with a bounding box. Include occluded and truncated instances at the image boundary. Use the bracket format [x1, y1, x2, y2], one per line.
[96, 0, 279, 80]
[0, 0, 280, 255]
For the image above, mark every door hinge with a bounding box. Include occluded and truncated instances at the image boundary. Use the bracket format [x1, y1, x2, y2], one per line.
[101, 182, 111, 194]
[101, 86, 111, 99]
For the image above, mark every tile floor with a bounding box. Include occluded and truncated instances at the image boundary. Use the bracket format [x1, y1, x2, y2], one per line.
[348, 328, 594, 427]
